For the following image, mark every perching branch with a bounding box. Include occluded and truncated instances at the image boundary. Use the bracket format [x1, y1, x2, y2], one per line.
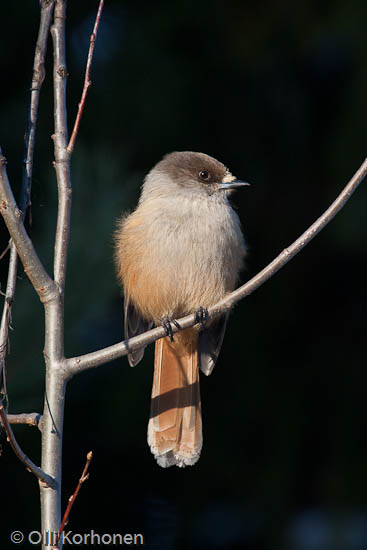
[220, 155, 367, 311]
[0, 404, 56, 488]
[67, 0, 104, 154]
[53, 451, 93, 550]
[65, 155, 367, 376]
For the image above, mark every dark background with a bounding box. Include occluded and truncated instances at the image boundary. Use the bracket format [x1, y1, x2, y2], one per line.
[1, 1, 367, 549]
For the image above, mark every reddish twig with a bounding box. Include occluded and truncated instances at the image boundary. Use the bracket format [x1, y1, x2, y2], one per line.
[53, 451, 93, 549]
[67, 0, 104, 153]
[0, 403, 56, 488]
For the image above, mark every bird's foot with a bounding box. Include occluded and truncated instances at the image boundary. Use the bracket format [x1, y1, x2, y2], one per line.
[162, 317, 181, 342]
[194, 306, 209, 329]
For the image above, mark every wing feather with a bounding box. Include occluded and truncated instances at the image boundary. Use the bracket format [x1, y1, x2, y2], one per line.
[124, 293, 153, 366]
[198, 313, 229, 376]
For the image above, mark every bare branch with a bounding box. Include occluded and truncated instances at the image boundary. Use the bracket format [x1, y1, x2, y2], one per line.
[39, 2, 72, 538]
[51, 1, 71, 290]
[0, 404, 57, 489]
[7, 412, 42, 427]
[65, 155, 367, 376]
[53, 451, 93, 549]
[220, 155, 367, 310]
[67, 0, 105, 154]
[0, 242, 10, 260]
[0, 0, 55, 409]
[0, 151, 56, 302]
[0, 279, 14, 401]
[22, 0, 55, 214]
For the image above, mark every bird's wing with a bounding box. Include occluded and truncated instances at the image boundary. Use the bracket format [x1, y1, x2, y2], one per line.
[124, 293, 154, 367]
[198, 312, 229, 376]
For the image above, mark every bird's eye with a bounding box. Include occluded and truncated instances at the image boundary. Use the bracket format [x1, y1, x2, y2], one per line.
[199, 169, 210, 181]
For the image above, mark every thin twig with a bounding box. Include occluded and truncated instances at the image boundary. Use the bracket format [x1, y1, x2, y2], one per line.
[0, 0, 55, 407]
[7, 412, 42, 427]
[53, 451, 93, 550]
[65, 155, 367, 376]
[0, 292, 13, 404]
[0, 151, 56, 301]
[22, 0, 55, 215]
[0, 242, 10, 261]
[0, 404, 56, 488]
[67, 0, 104, 154]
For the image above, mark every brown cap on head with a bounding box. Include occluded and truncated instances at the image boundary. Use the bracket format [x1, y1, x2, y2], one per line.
[140, 151, 249, 204]
[150, 151, 249, 193]
[156, 151, 229, 189]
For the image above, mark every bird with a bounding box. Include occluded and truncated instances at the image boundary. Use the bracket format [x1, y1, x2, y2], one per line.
[114, 151, 248, 467]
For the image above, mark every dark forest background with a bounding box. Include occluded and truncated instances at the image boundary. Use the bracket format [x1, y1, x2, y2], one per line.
[1, 1, 367, 549]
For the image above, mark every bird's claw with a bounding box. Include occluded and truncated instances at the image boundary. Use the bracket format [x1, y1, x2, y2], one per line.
[194, 306, 209, 329]
[162, 317, 181, 342]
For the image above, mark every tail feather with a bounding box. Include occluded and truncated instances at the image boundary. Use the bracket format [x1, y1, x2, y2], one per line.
[148, 331, 202, 467]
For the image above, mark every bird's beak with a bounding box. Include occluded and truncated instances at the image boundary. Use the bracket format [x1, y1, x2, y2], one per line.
[218, 174, 250, 190]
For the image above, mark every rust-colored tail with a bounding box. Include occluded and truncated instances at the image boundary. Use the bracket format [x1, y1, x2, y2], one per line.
[147, 330, 202, 467]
